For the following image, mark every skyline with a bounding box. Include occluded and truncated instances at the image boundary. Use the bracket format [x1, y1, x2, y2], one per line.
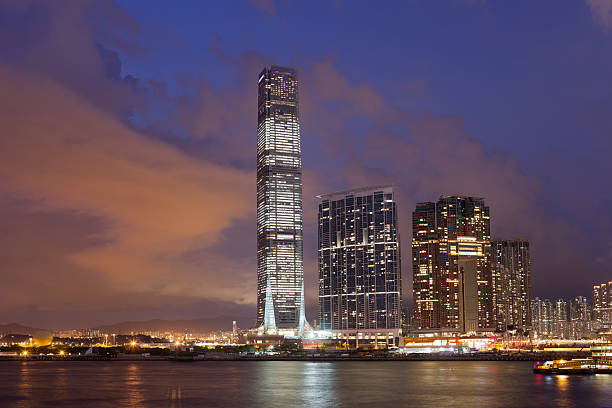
[1, 0, 611, 329]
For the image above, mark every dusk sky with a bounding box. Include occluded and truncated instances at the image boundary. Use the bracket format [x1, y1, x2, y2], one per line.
[1, 0, 611, 329]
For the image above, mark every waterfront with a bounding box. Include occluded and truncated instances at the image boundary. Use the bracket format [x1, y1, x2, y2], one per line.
[1, 361, 611, 407]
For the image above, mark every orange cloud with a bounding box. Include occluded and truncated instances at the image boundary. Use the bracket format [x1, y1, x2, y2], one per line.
[0, 64, 255, 314]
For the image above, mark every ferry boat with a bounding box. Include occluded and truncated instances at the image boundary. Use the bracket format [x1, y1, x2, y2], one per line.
[533, 344, 612, 374]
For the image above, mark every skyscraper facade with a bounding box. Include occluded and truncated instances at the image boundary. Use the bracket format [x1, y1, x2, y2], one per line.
[411, 195, 493, 333]
[412, 202, 439, 329]
[256, 66, 307, 335]
[553, 299, 569, 338]
[569, 295, 592, 339]
[491, 262, 509, 331]
[490, 239, 531, 331]
[531, 297, 553, 336]
[593, 281, 612, 327]
[318, 186, 401, 345]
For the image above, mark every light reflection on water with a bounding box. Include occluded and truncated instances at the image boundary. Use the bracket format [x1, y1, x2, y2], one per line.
[124, 363, 145, 407]
[0, 361, 611, 408]
[16, 362, 31, 408]
[553, 375, 570, 408]
[165, 385, 182, 408]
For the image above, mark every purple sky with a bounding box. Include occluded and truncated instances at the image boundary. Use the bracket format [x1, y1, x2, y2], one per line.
[0, 0, 611, 329]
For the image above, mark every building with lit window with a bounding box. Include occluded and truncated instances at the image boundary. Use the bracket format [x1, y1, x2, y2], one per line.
[491, 262, 509, 331]
[593, 282, 612, 328]
[411, 195, 493, 334]
[318, 186, 401, 346]
[532, 297, 553, 336]
[569, 296, 592, 339]
[490, 239, 531, 331]
[412, 202, 439, 330]
[553, 299, 569, 338]
[256, 66, 308, 335]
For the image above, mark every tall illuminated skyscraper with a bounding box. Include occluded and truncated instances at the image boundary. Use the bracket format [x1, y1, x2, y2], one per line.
[490, 239, 531, 331]
[318, 186, 401, 346]
[437, 196, 493, 332]
[411, 195, 493, 333]
[256, 66, 307, 335]
[412, 202, 439, 329]
[553, 299, 569, 338]
[594, 282, 612, 327]
[532, 297, 554, 335]
[569, 295, 591, 339]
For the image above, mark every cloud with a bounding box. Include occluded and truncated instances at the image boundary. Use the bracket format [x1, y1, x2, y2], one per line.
[0, 41, 590, 326]
[586, 0, 612, 30]
[0, 0, 608, 329]
[293, 59, 597, 304]
[0, 63, 254, 325]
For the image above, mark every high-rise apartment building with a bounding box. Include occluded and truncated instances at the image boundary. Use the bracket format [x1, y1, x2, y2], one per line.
[490, 239, 531, 331]
[412, 202, 439, 329]
[491, 262, 509, 331]
[533, 296, 595, 339]
[569, 296, 592, 339]
[256, 66, 307, 335]
[569, 296, 590, 321]
[318, 186, 401, 345]
[531, 297, 553, 336]
[411, 195, 493, 333]
[593, 282, 612, 327]
[553, 299, 569, 338]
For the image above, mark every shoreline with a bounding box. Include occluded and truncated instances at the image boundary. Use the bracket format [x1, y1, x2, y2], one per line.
[0, 352, 590, 363]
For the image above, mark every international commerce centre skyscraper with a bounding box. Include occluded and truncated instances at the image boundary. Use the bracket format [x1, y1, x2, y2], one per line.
[256, 66, 308, 335]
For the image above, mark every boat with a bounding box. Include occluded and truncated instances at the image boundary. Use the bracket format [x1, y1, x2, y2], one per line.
[533, 344, 612, 374]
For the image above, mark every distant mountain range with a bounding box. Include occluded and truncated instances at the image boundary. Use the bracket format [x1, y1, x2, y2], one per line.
[0, 323, 45, 335]
[0, 316, 246, 336]
[94, 316, 242, 334]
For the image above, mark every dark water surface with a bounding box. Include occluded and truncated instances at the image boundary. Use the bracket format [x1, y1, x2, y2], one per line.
[1, 360, 611, 407]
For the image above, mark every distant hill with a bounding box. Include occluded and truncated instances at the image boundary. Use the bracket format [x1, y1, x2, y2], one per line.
[0, 323, 45, 335]
[94, 316, 243, 335]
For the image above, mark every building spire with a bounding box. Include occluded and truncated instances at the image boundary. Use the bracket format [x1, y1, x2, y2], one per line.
[263, 278, 277, 334]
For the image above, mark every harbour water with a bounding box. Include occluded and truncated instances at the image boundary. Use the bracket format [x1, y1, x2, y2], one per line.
[1, 360, 611, 407]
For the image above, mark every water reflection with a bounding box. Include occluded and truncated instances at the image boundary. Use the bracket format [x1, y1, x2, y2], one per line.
[250, 361, 612, 408]
[252, 362, 338, 407]
[124, 363, 144, 406]
[1, 361, 611, 408]
[300, 363, 337, 407]
[553, 375, 571, 408]
[166, 385, 183, 408]
[16, 362, 32, 407]
[556, 375, 569, 391]
[53, 366, 69, 403]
